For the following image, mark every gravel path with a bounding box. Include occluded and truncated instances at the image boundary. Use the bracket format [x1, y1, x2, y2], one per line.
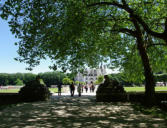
[0, 94, 167, 128]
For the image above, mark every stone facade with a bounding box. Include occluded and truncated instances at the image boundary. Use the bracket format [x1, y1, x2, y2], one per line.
[75, 66, 107, 84]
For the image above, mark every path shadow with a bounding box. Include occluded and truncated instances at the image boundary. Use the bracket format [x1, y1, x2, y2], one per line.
[0, 96, 166, 128]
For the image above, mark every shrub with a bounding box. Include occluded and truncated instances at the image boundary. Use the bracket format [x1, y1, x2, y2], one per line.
[19, 76, 50, 102]
[15, 78, 24, 86]
[96, 75, 126, 102]
[62, 77, 71, 85]
[128, 92, 167, 109]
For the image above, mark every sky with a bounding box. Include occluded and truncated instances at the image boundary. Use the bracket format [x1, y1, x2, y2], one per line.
[0, 18, 52, 74]
[0, 18, 118, 74]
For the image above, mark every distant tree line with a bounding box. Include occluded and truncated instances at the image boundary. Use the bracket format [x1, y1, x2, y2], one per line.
[38, 72, 67, 86]
[154, 73, 167, 86]
[1, 71, 166, 87]
[0, 72, 67, 87]
[0, 73, 36, 86]
[108, 73, 167, 87]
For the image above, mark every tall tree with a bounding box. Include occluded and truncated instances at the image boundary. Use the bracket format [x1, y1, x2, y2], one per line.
[1, 0, 167, 106]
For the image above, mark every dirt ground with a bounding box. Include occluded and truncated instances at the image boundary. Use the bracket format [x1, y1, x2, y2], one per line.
[0, 95, 166, 128]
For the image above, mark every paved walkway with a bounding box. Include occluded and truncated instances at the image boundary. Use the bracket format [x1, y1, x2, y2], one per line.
[0, 93, 167, 128]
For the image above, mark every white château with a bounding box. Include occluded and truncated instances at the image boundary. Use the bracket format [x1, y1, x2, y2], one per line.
[75, 66, 107, 84]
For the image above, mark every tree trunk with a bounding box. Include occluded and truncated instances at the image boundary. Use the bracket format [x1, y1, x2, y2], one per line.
[131, 16, 156, 106]
[163, 81, 166, 86]
[136, 37, 156, 106]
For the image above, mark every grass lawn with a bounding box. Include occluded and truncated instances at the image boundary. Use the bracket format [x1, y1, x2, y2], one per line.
[124, 86, 167, 92]
[49, 88, 58, 93]
[0, 89, 19, 93]
[1, 87, 167, 93]
[0, 88, 58, 93]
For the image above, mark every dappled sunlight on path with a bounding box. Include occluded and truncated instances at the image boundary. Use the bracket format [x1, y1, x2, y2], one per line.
[0, 95, 166, 128]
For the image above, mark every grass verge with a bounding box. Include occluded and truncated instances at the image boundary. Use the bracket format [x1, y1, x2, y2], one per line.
[0, 88, 59, 93]
[124, 87, 167, 92]
[132, 103, 167, 120]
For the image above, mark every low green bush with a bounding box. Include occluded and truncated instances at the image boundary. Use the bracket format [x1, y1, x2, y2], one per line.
[128, 92, 167, 110]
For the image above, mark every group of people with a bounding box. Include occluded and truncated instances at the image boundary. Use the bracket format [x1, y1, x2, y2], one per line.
[57, 81, 95, 97]
[83, 81, 95, 93]
[70, 81, 96, 97]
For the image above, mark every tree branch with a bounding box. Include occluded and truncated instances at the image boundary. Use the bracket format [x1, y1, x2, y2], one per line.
[111, 28, 137, 37]
[121, 0, 127, 6]
[165, 18, 167, 33]
[87, 1, 167, 43]
[132, 14, 164, 38]
[87, 2, 124, 9]
[147, 43, 167, 48]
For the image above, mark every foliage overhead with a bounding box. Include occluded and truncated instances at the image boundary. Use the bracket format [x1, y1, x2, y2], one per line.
[1, 0, 167, 82]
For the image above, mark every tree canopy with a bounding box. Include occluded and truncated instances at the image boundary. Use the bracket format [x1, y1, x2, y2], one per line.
[2, 0, 167, 105]
[0, 0, 167, 78]
[1, 1, 167, 99]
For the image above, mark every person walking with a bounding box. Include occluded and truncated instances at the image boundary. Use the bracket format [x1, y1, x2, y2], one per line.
[91, 81, 95, 93]
[70, 82, 75, 96]
[89, 84, 92, 92]
[84, 84, 88, 93]
[81, 84, 84, 93]
[57, 84, 62, 96]
[77, 83, 82, 97]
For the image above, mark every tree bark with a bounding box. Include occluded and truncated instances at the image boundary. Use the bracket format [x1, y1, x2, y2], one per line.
[130, 16, 156, 106]
[136, 37, 156, 106]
